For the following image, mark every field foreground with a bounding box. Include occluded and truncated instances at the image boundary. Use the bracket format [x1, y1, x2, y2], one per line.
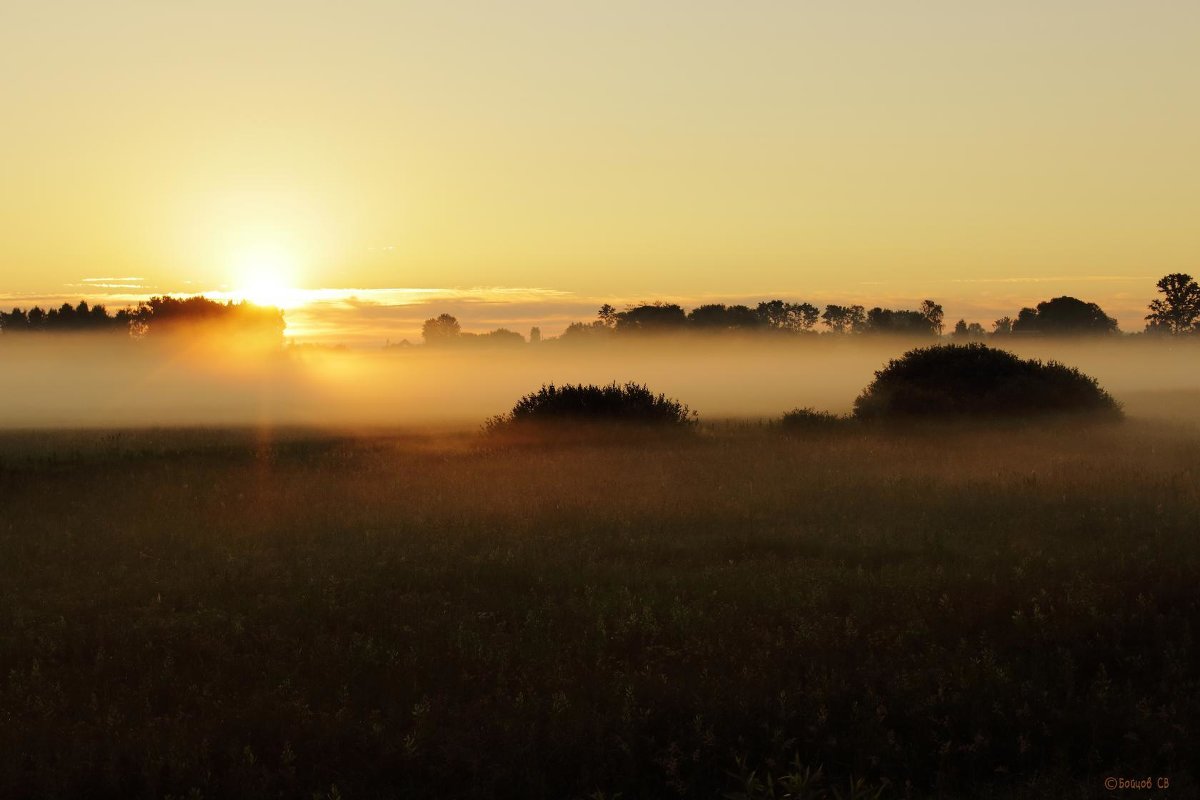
[1, 422, 1197, 799]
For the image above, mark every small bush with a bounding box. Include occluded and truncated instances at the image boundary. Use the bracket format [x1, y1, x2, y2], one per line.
[780, 407, 849, 433]
[853, 343, 1122, 421]
[486, 382, 695, 433]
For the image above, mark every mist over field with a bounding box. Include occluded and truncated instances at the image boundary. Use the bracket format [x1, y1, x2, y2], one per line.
[1, 335, 1196, 428]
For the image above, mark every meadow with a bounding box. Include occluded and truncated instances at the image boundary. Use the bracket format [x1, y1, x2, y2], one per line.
[2, 411, 1197, 799]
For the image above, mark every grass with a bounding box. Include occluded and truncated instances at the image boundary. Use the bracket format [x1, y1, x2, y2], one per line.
[1, 421, 1198, 799]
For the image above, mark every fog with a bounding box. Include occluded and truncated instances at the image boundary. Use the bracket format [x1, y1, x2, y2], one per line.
[1, 335, 1197, 429]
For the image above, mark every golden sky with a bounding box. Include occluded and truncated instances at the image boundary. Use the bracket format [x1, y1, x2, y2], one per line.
[1, 1, 1197, 339]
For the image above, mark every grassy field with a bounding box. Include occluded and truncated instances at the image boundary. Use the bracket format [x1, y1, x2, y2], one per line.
[1, 420, 1197, 798]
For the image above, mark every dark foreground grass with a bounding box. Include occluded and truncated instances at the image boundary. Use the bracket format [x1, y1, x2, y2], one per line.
[1, 422, 1197, 799]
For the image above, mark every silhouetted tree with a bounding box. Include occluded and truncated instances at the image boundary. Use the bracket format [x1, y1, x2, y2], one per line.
[422, 313, 462, 344]
[821, 304, 866, 334]
[0, 308, 29, 334]
[597, 304, 618, 328]
[992, 316, 1014, 336]
[687, 304, 732, 328]
[0, 300, 132, 335]
[529, 326, 541, 344]
[951, 320, 986, 340]
[920, 300, 945, 336]
[560, 321, 604, 340]
[687, 303, 761, 331]
[614, 303, 687, 332]
[865, 307, 937, 336]
[1011, 296, 1118, 336]
[1015, 307, 1039, 332]
[132, 296, 284, 342]
[478, 328, 525, 346]
[756, 300, 819, 332]
[1145, 273, 1200, 335]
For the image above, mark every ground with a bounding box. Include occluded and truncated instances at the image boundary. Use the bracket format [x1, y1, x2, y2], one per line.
[1, 420, 1197, 799]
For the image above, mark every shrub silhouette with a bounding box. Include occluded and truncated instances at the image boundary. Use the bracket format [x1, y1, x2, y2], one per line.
[781, 407, 849, 432]
[853, 343, 1122, 421]
[487, 382, 694, 432]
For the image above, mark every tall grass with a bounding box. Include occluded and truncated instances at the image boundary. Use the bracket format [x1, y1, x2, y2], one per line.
[0, 422, 1197, 798]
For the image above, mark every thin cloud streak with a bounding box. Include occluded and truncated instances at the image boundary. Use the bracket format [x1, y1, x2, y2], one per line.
[67, 283, 147, 290]
[950, 276, 1155, 284]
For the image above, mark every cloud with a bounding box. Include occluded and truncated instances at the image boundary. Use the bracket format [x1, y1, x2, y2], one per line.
[949, 275, 1155, 284]
[68, 282, 147, 290]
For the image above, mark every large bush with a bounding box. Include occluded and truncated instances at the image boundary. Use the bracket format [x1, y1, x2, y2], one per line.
[853, 343, 1122, 421]
[487, 382, 695, 432]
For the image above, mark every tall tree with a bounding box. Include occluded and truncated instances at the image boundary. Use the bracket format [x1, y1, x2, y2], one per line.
[821, 304, 866, 334]
[1145, 273, 1200, 334]
[614, 303, 687, 332]
[421, 313, 461, 344]
[920, 300, 944, 336]
[597, 304, 618, 328]
[756, 300, 819, 332]
[865, 307, 937, 336]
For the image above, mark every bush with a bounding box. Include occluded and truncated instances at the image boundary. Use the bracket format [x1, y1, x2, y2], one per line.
[486, 382, 695, 433]
[780, 407, 849, 432]
[853, 343, 1123, 421]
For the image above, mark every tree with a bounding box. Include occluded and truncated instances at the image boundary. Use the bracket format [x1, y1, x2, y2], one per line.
[597, 304, 618, 328]
[821, 304, 866, 334]
[1, 300, 133, 335]
[687, 304, 761, 330]
[614, 303, 687, 332]
[951, 320, 986, 341]
[920, 300, 944, 336]
[1011, 297, 1118, 336]
[477, 328, 525, 346]
[1145, 273, 1200, 335]
[792, 302, 820, 331]
[560, 321, 601, 340]
[132, 296, 284, 341]
[421, 313, 461, 344]
[865, 307, 937, 336]
[687, 303, 733, 329]
[756, 300, 819, 332]
[992, 317, 1014, 336]
[0, 308, 28, 333]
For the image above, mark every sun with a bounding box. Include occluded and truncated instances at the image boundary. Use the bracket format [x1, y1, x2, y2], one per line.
[232, 246, 303, 309]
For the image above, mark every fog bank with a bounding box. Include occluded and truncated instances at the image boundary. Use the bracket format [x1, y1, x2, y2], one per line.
[1, 336, 1196, 428]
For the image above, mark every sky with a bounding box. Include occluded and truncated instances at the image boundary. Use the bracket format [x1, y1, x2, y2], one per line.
[1, 1, 1197, 342]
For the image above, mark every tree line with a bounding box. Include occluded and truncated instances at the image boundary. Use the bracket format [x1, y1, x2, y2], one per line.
[422, 273, 1200, 345]
[0, 296, 285, 339]
[3, 273, 1196, 344]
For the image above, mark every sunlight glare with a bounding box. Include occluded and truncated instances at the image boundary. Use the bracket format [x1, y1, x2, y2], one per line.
[232, 245, 303, 309]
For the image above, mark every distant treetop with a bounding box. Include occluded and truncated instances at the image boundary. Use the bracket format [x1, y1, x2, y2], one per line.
[1011, 296, 1118, 336]
[1145, 273, 1200, 335]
